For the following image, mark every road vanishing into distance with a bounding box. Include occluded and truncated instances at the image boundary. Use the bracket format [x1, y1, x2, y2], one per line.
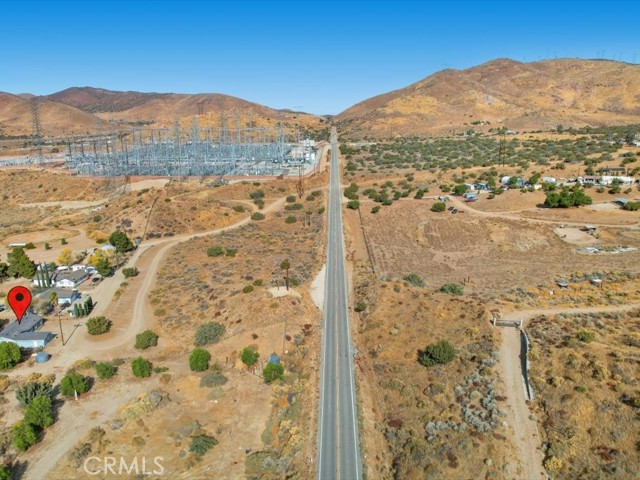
[317, 127, 362, 480]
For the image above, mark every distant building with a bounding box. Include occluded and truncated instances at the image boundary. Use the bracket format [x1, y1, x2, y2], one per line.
[53, 268, 91, 289]
[43, 288, 80, 306]
[0, 313, 53, 349]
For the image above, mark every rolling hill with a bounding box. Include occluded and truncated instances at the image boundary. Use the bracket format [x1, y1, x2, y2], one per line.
[0, 87, 321, 138]
[335, 58, 640, 137]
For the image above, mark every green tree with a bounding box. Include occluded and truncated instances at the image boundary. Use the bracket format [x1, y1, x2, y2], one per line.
[108, 231, 134, 253]
[95, 256, 112, 277]
[15, 381, 53, 407]
[60, 371, 89, 397]
[7, 247, 36, 279]
[280, 259, 291, 290]
[240, 347, 259, 367]
[131, 357, 152, 377]
[12, 421, 37, 451]
[121, 267, 139, 278]
[0, 342, 22, 370]
[418, 340, 456, 367]
[135, 330, 159, 350]
[189, 348, 211, 372]
[24, 396, 54, 429]
[263, 362, 284, 383]
[189, 434, 218, 457]
[95, 362, 117, 379]
[0, 465, 11, 480]
[529, 173, 541, 185]
[86, 316, 112, 335]
[0, 262, 8, 281]
[453, 184, 468, 196]
[194, 322, 225, 346]
[431, 202, 446, 212]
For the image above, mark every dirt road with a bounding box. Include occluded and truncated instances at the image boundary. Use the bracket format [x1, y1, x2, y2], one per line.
[57, 196, 286, 361]
[497, 303, 640, 479]
[23, 377, 160, 480]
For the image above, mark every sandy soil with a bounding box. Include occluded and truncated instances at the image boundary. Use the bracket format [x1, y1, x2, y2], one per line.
[553, 227, 599, 245]
[128, 178, 169, 191]
[498, 327, 547, 479]
[310, 264, 326, 311]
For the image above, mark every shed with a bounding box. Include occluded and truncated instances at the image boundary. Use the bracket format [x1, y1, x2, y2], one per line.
[614, 198, 629, 206]
[555, 279, 569, 288]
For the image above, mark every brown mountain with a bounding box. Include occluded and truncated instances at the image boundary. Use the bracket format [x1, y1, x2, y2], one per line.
[42, 87, 321, 131]
[0, 87, 321, 138]
[335, 58, 640, 137]
[0, 92, 106, 137]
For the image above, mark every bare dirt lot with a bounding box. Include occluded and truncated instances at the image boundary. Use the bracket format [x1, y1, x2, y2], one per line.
[354, 200, 640, 294]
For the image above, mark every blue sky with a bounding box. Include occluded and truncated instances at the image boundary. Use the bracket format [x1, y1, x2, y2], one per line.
[1, 0, 638, 114]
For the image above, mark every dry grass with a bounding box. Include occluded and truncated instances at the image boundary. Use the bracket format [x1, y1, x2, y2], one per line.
[527, 310, 640, 479]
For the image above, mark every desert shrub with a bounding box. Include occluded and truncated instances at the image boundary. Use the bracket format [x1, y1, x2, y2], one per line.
[242, 285, 254, 294]
[285, 215, 297, 224]
[439, 283, 464, 295]
[12, 421, 37, 451]
[576, 330, 595, 343]
[131, 357, 151, 378]
[86, 316, 112, 335]
[135, 330, 159, 350]
[24, 396, 54, 429]
[0, 342, 21, 370]
[73, 358, 96, 371]
[253, 279, 263, 286]
[354, 302, 367, 312]
[251, 212, 265, 221]
[285, 195, 296, 203]
[194, 322, 225, 346]
[131, 357, 152, 378]
[122, 267, 139, 278]
[347, 200, 360, 210]
[153, 366, 169, 374]
[189, 434, 218, 457]
[95, 362, 117, 379]
[60, 371, 89, 397]
[0, 466, 10, 480]
[189, 348, 211, 372]
[418, 340, 456, 367]
[431, 202, 446, 212]
[207, 246, 225, 257]
[403, 274, 424, 287]
[371, 206, 381, 214]
[318, 206, 325, 214]
[263, 362, 284, 383]
[200, 371, 228, 388]
[16, 381, 53, 407]
[24, 242, 36, 249]
[224, 248, 237, 257]
[232, 205, 245, 212]
[240, 347, 259, 367]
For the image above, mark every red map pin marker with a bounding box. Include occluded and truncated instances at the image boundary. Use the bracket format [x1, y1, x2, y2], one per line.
[7, 286, 32, 324]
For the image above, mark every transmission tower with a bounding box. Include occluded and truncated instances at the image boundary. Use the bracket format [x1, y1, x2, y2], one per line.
[31, 98, 44, 161]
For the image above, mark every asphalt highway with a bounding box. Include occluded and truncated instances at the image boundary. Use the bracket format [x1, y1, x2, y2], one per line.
[317, 127, 362, 480]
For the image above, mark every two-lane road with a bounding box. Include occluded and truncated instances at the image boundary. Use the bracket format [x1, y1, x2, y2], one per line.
[318, 128, 361, 479]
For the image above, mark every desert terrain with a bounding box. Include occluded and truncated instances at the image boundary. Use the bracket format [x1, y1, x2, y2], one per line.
[0, 155, 329, 479]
